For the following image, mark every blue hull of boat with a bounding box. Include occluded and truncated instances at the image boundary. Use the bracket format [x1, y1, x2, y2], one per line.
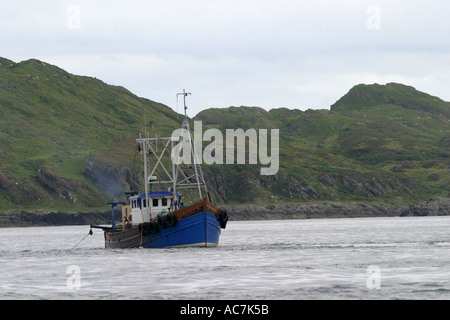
[141, 211, 221, 248]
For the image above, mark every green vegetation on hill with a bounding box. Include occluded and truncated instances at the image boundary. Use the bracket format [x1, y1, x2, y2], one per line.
[0, 58, 180, 211]
[0, 57, 449, 213]
[195, 83, 449, 204]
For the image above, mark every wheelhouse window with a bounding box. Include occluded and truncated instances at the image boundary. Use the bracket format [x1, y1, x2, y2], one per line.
[153, 198, 159, 207]
[162, 198, 168, 206]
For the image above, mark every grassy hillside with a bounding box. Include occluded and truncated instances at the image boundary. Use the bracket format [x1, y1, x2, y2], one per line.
[196, 83, 449, 204]
[1, 57, 449, 213]
[0, 57, 181, 211]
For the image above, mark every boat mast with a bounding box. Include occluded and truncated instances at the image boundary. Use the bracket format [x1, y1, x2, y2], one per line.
[142, 133, 149, 214]
[135, 90, 209, 214]
[176, 90, 207, 198]
[177, 89, 191, 117]
[138, 132, 147, 223]
[175, 90, 191, 208]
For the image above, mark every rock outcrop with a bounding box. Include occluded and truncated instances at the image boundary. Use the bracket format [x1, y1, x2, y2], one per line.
[400, 197, 450, 217]
[82, 159, 141, 198]
[38, 166, 87, 202]
[0, 209, 120, 228]
[226, 201, 404, 220]
[1, 198, 448, 228]
[0, 172, 40, 204]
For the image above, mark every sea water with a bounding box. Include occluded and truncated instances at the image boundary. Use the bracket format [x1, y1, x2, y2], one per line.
[0, 216, 449, 300]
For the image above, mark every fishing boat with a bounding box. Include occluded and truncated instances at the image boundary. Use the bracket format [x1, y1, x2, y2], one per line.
[92, 90, 228, 248]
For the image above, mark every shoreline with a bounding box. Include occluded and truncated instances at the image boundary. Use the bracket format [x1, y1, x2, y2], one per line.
[0, 197, 448, 228]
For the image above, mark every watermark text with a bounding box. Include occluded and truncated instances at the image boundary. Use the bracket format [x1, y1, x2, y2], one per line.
[171, 121, 279, 176]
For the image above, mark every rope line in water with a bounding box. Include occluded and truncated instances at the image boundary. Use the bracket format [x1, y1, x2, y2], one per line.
[71, 228, 93, 250]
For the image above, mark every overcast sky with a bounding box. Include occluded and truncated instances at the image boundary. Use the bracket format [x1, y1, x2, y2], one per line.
[1, 0, 449, 116]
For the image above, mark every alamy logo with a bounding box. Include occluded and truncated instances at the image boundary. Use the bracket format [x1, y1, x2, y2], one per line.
[67, 5, 81, 30]
[366, 5, 381, 30]
[66, 265, 81, 290]
[366, 265, 381, 290]
[171, 121, 279, 176]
